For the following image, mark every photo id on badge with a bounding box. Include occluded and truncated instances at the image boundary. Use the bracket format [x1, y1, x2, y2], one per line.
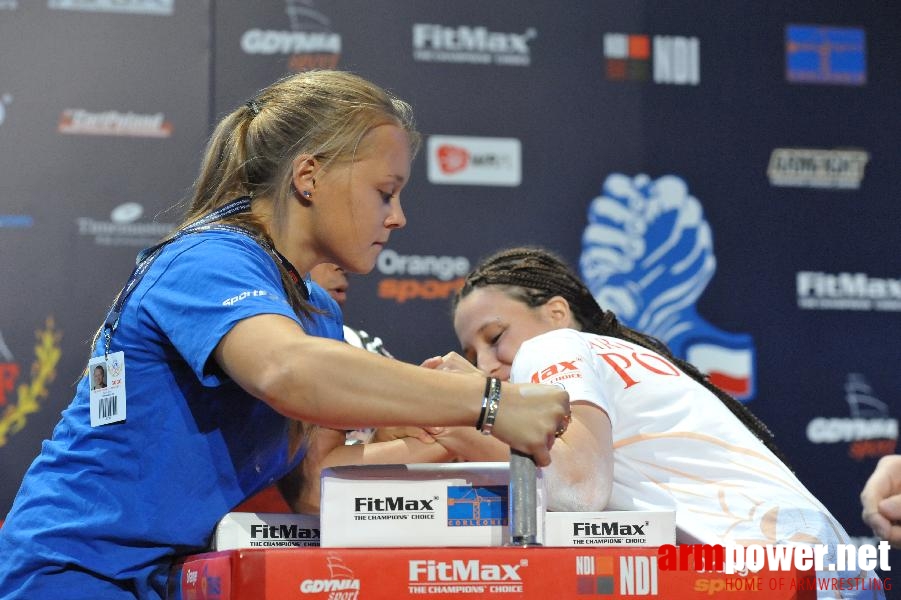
[88, 352, 126, 427]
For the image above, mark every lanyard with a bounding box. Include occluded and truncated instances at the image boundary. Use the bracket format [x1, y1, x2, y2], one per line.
[100, 197, 307, 358]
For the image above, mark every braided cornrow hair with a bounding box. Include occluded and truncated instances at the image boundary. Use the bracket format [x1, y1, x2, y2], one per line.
[454, 246, 793, 469]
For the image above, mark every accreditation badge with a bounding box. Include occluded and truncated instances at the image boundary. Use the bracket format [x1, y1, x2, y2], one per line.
[88, 351, 127, 427]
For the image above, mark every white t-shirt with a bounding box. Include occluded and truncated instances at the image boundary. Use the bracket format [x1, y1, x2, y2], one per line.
[511, 328, 852, 552]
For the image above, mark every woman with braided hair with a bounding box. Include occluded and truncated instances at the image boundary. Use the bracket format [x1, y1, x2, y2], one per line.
[434, 245, 882, 598]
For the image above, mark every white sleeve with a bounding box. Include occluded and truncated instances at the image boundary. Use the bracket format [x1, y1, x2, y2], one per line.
[510, 330, 614, 425]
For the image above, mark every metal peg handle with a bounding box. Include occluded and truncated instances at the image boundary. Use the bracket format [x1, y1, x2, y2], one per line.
[508, 449, 540, 546]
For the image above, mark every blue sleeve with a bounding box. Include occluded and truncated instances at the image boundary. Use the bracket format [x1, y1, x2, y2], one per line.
[137, 233, 302, 385]
[304, 280, 345, 340]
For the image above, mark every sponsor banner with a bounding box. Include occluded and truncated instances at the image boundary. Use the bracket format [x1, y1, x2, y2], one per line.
[427, 136, 521, 187]
[544, 511, 676, 547]
[580, 173, 756, 402]
[58, 109, 173, 138]
[797, 271, 901, 312]
[376, 249, 469, 303]
[76, 202, 174, 248]
[240, 0, 341, 72]
[767, 148, 869, 189]
[603, 33, 700, 85]
[412, 24, 536, 66]
[213, 512, 320, 550]
[0, 321, 62, 448]
[47, 0, 174, 16]
[169, 546, 818, 599]
[805, 373, 897, 461]
[319, 462, 545, 548]
[785, 25, 866, 86]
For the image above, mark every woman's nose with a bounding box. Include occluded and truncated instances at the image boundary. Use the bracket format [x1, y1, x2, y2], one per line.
[386, 198, 406, 229]
[477, 353, 502, 378]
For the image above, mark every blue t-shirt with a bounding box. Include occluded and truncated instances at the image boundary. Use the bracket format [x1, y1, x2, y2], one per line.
[0, 230, 344, 599]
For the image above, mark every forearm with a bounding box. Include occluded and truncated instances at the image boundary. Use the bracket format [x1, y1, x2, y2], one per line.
[542, 404, 613, 511]
[216, 315, 570, 467]
[322, 438, 455, 467]
[435, 427, 510, 462]
[542, 437, 612, 511]
[279, 340, 485, 428]
[218, 317, 484, 429]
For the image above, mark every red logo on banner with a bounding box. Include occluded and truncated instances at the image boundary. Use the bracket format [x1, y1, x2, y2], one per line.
[437, 145, 470, 174]
[0, 363, 18, 408]
[0, 318, 61, 447]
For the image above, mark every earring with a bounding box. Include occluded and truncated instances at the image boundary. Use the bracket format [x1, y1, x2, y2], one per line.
[301, 190, 312, 199]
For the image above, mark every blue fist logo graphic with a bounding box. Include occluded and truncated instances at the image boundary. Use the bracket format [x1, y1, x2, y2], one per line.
[580, 173, 756, 401]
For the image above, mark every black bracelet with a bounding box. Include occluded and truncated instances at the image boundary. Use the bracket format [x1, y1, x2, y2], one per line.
[475, 377, 492, 430]
[479, 377, 502, 436]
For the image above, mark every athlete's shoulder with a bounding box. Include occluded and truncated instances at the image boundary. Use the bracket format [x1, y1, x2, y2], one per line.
[522, 327, 590, 349]
[168, 228, 268, 256]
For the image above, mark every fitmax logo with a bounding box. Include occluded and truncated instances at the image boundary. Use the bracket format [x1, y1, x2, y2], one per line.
[530, 360, 581, 383]
[409, 559, 525, 582]
[250, 524, 320, 539]
[574, 522, 647, 536]
[355, 497, 435, 512]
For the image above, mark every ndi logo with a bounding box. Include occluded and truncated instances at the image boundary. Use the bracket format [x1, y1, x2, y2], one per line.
[604, 33, 700, 85]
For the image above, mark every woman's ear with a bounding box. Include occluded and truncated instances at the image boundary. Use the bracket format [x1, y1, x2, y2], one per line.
[544, 295, 575, 328]
[291, 154, 318, 198]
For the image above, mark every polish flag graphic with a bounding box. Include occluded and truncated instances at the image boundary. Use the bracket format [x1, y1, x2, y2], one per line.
[686, 344, 753, 400]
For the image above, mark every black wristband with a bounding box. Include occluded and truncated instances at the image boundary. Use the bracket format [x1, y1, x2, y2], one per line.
[479, 377, 502, 436]
[475, 377, 492, 430]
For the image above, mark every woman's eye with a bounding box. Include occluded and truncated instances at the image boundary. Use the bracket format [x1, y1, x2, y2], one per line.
[379, 190, 394, 203]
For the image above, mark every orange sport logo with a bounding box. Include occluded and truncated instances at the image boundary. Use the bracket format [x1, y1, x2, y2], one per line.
[376, 249, 469, 304]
